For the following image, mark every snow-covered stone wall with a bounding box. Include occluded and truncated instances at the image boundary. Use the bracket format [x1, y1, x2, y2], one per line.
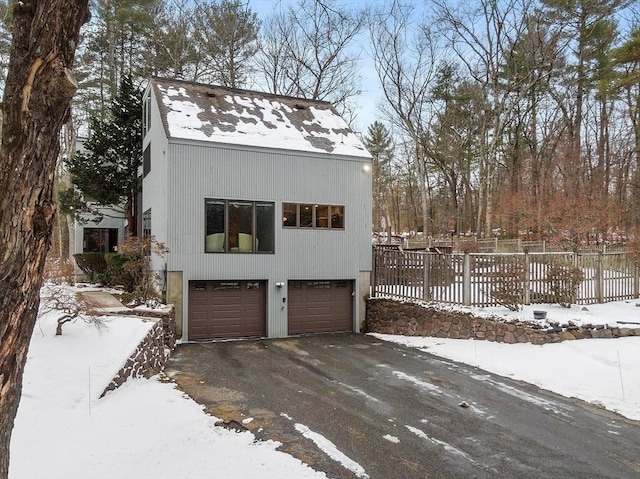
[100, 308, 176, 397]
[365, 299, 640, 345]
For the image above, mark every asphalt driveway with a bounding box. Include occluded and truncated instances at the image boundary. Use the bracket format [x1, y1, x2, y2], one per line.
[165, 333, 640, 479]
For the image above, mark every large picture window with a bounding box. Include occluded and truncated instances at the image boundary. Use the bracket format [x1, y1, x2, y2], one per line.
[205, 199, 274, 253]
[83, 228, 119, 253]
[282, 203, 345, 230]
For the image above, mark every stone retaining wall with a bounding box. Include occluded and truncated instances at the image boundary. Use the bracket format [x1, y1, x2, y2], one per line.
[100, 307, 175, 397]
[365, 298, 640, 345]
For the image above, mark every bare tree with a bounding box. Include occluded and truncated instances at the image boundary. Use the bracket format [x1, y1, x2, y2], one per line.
[39, 285, 107, 336]
[0, 1, 89, 477]
[257, 0, 364, 121]
[368, 0, 441, 235]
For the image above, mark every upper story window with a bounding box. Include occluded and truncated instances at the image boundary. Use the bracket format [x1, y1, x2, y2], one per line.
[283, 203, 344, 229]
[142, 88, 151, 137]
[205, 199, 274, 253]
[143, 145, 151, 177]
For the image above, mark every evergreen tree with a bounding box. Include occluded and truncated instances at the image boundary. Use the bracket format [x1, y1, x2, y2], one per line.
[612, 28, 640, 227]
[143, 0, 198, 80]
[364, 121, 394, 233]
[193, 0, 260, 88]
[74, 0, 156, 121]
[59, 75, 143, 237]
[426, 65, 485, 235]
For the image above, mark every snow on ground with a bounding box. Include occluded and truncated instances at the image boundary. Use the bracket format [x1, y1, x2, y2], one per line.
[293, 423, 369, 479]
[386, 296, 640, 330]
[9, 291, 640, 478]
[482, 300, 640, 329]
[372, 301, 640, 421]
[10, 307, 326, 479]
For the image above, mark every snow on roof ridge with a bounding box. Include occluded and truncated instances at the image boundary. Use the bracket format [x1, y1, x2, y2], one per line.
[151, 78, 371, 158]
[151, 77, 335, 108]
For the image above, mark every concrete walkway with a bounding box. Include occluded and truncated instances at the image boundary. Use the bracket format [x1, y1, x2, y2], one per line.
[77, 290, 130, 313]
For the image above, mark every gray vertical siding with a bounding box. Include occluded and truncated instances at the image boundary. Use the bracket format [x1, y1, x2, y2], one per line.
[162, 139, 372, 338]
[142, 87, 171, 272]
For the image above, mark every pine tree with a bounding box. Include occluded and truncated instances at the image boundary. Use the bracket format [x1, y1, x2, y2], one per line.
[59, 75, 143, 237]
[193, 0, 260, 88]
[364, 121, 394, 234]
[612, 28, 640, 228]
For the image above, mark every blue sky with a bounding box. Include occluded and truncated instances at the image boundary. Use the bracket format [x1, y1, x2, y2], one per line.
[247, 0, 386, 133]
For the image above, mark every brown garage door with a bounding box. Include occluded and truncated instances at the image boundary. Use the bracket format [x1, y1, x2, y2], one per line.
[288, 280, 353, 335]
[188, 281, 266, 340]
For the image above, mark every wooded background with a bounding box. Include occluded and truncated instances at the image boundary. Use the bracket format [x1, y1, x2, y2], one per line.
[0, 0, 637, 249]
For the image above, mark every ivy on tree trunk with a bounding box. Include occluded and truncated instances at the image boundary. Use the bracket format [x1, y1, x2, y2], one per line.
[0, 2, 90, 478]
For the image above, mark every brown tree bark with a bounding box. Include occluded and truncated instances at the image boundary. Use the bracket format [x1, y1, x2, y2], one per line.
[0, 2, 89, 478]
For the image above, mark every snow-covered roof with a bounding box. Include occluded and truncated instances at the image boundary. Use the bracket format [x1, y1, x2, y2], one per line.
[150, 78, 370, 158]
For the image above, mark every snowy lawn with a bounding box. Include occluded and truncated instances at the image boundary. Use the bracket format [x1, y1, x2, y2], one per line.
[372, 300, 640, 421]
[10, 306, 326, 479]
[482, 299, 640, 330]
[9, 294, 639, 479]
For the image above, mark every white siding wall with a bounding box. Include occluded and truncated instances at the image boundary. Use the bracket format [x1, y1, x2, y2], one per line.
[73, 211, 126, 252]
[142, 85, 170, 272]
[165, 140, 372, 338]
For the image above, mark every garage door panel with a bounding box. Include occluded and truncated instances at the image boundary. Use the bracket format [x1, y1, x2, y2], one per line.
[288, 280, 353, 335]
[188, 281, 266, 340]
[306, 305, 333, 314]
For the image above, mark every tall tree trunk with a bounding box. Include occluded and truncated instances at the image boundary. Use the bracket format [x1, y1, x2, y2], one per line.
[415, 149, 430, 235]
[0, 2, 89, 478]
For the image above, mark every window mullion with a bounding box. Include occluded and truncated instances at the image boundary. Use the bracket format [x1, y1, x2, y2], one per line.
[252, 202, 256, 252]
[224, 200, 229, 253]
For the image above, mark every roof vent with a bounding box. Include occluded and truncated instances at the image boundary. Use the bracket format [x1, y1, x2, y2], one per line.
[206, 92, 216, 98]
[294, 103, 306, 110]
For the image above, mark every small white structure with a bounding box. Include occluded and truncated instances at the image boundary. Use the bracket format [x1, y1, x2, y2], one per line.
[142, 78, 372, 340]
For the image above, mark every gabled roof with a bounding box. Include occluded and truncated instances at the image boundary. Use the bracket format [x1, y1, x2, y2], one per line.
[150, 78, 370, 158]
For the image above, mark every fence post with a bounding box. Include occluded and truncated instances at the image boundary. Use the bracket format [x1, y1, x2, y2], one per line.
[422, 252, 431, 302]
[463, 252, 471, 306]
[371, 247, 377, 298]
[595, 251, 604, 303]
[523, 250, 530, 305]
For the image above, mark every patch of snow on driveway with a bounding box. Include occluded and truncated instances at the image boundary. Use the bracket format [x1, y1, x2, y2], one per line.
[294, 423, 369, 479]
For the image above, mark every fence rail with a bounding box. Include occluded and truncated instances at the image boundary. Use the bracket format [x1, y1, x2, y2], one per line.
[399, 237, 627, 254]
[372, 248, 640, 307]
